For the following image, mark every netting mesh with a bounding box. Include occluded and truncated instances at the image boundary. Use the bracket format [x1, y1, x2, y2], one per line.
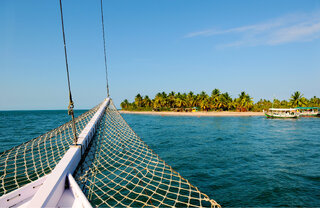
[0, 103, 102, 196]
[74, 100, 220, 207]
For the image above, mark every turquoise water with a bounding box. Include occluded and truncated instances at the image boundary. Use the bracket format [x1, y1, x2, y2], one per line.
[0, 111, 319, 207]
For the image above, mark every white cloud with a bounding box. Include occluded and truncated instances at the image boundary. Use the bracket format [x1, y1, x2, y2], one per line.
[185, 11, 320, 47]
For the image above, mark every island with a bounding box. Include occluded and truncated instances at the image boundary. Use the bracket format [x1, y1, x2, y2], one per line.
[120, 90, 320, 117]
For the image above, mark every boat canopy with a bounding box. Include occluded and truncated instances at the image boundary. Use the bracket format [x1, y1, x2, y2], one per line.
[269, 108, 297, 111]
[295, 107, 320, 110]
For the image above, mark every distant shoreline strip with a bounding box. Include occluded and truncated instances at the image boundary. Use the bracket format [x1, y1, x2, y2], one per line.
[119, 110, 264, 117]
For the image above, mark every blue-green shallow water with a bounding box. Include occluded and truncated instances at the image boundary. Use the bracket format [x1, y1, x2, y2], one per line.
[0, 111, 319, 207]
[121, 114, 320, 207]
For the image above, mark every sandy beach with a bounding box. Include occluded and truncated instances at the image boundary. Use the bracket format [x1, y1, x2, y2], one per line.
[120, 110, 264, 117]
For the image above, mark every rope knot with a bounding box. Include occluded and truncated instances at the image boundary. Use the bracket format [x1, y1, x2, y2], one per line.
[68, 101, 74, 115]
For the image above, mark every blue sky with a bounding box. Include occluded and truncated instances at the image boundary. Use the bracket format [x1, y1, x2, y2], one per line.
[1, 0, 320, 110]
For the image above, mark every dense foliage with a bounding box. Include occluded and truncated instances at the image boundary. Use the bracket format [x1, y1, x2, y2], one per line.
[120, 90, 320, 112]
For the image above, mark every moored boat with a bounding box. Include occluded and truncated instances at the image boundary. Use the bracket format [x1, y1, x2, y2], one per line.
[295, 107, 320, 117]
[263, 108, 299, 119]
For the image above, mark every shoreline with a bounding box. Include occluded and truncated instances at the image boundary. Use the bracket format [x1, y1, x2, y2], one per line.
[120, 110, 264, 117]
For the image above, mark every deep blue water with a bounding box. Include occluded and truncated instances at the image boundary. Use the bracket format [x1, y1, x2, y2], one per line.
[0, 111, 319, 207]
[0, 110, 86, 152]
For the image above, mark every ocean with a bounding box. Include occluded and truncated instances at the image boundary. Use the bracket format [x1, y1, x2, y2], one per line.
[1, 110, 319, 207]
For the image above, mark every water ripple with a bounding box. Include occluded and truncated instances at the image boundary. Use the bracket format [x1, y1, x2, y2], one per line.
[123, 114, 320, 207]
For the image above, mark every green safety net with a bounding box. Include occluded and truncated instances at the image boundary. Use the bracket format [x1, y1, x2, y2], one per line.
[0, 103, 102, 196]
[74, 100, 220, 207]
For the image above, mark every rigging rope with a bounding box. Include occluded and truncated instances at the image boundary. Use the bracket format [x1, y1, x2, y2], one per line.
[100, 0, 110, 97]
[59, 0, 78, 144]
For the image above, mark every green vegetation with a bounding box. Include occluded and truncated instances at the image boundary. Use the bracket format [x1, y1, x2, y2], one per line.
[121, 90, 320, 112]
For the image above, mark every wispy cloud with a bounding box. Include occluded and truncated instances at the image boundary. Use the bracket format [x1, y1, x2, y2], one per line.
[185, 11, 320, 47]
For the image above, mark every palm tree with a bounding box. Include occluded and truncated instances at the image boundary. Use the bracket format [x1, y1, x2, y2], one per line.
[175, 96, 187, 108]
[186, 91, 196, 107]
[280, 100, 288, 108]
[310, 96, 320, 107]
[289, 91, 306, 107]
[218, 92, 232, 110]
[273, 99, 281, 108]
[211, 89, 220, 98]
[236, 91, 253, 111]
[160, 92, 168, 108]
[197, 91, 209, 108]
[221, 92, 232, 101]
[120, 99, 130, 110]
[134, 94, 143, 107]
[198, 91, 208, 100]
[153, 93, 163, 109]
[143, 96, 152, 107]
[168, 91, 176, 108]
[254, 99, 272, 111]
[161, 91, 167, 98]
[210, 89, 221, 110]
[200, 98, 211, 111]
[193, 94, 201, 108]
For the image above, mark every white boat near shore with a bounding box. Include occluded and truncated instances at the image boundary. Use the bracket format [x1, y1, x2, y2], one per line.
[295, 107, 320, 117]
[263, 108, 299, 119]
